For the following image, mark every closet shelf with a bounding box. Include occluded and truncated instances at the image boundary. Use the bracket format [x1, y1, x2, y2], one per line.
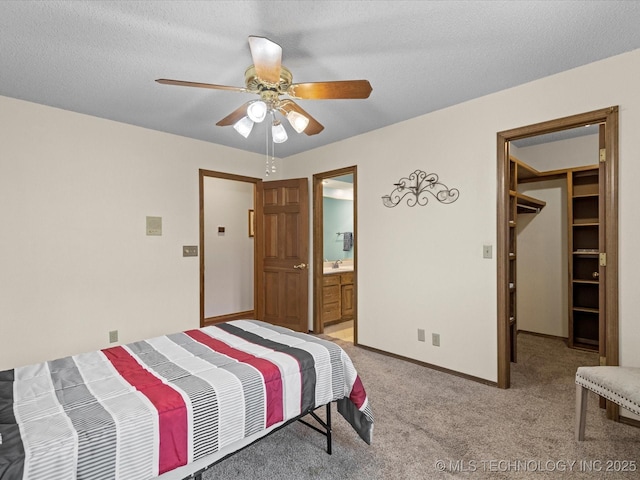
[512, 191, 546, 214]
[573, 306, 599, 314]
[573, 249, 600, 257]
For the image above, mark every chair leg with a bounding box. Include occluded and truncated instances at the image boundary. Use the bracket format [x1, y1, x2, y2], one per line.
[576, 384, 589, 441]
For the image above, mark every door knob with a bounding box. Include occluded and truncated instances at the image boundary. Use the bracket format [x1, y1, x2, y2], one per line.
[293, 263, 307, 269]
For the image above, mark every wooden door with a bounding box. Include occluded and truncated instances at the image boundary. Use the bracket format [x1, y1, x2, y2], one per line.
[256, 178, 309, 332]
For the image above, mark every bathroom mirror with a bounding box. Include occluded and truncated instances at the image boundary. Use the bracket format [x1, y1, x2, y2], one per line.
[322, 174, 354, 262]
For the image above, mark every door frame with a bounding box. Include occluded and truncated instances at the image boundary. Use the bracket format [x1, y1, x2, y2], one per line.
[496, 107, 619, 406]
[199, 169, 261, 327]
[312, 166, 358, 341]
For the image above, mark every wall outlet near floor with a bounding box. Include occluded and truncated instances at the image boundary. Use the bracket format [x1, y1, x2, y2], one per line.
[432, 333, 440, 347]
[109, 330, 118, 343]
[417, 328, 426, 342]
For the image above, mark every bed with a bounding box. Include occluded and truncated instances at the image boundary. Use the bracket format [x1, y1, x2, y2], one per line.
[0, 320, 373, 480]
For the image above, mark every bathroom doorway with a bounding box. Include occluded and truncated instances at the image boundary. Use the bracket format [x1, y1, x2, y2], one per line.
[312, 166, 357, 343]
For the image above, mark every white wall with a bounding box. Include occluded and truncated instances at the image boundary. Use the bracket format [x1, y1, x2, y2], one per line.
[285, 48, 640, 383]
[0, 95, 277, 369]
[517, 179, 568, 337]
[203, 177, 254, 317]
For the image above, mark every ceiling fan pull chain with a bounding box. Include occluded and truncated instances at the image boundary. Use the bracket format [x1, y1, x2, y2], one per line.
[265, 121, 270, 177]
[269, 110, 276, 175]
[271, 143, 276, 174]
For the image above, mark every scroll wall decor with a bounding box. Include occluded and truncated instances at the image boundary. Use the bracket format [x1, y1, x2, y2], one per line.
[381, 169, 459, 208]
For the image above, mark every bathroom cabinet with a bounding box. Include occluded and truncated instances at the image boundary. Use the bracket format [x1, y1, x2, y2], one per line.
[322, 271, 354, 326]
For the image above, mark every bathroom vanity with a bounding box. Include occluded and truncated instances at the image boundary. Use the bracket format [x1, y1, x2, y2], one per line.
[322, 266, 354, 326]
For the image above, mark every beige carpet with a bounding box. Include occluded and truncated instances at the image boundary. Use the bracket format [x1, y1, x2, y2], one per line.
[202, 332, 640, 479]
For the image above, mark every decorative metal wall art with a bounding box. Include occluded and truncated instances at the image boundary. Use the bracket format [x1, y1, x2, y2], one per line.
[381, 169, 459, 208]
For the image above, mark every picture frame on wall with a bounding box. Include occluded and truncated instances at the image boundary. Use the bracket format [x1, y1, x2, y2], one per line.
[248, 209, 255, 237]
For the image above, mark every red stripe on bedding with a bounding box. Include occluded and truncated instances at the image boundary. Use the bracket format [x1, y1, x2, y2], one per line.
[102, 346, 188, 474]
[350, 375, 367, 409]
[186, 329, 284, 426]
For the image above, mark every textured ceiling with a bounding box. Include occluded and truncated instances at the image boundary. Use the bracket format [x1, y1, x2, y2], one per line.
[2, 1, 640, 158]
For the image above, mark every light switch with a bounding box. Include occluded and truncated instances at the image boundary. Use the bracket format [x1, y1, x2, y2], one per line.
[183, 246, 198, 257]
[483, 245, 492, 259]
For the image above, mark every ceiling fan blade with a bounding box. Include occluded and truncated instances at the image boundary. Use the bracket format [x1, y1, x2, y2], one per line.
[156, 78, 247, 93]
[287, 80, 372, 99]
[277, 99, 324, 135]
[216, 102, 251, 127]
[248, 36, 282, 84]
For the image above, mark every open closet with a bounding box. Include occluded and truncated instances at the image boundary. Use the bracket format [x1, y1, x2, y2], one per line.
[497, 107, 619, 420]
[507, 144, 602, 358]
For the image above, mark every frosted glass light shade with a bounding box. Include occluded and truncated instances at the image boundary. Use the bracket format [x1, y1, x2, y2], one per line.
[247, 101, 267, 123]
[286, 111, 310, 133]
[233, 116, 254, 138]
[272, 121, 288, 143]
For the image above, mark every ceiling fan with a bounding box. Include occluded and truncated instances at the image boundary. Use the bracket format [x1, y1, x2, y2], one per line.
[156, 36, 372, 141]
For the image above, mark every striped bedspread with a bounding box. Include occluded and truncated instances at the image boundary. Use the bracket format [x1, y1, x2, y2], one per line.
[0, 320, 373, 480]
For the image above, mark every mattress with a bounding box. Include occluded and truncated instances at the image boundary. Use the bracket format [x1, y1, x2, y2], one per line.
[0, 320, 373, 480]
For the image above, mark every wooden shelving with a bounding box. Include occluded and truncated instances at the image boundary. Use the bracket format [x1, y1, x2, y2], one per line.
[507, 156, 547, 363]
[509, 156, 601, 353]
[568, 168, 600, 351]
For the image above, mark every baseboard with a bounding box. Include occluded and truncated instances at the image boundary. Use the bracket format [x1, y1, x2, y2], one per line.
[355, 343, 497, 387]
[517, 330, 568, 341]
[203, 310, 255, 326]
[619, 415, 640, 429]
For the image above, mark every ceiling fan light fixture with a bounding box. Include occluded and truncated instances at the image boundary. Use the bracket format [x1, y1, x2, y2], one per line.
[247, 100, 267, 123]
[233, 116, 254, 138]
[272, 120, 288, 143]
[286, 111, 310, 133]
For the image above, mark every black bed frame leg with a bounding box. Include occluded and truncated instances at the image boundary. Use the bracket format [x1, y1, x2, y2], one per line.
[326, 402, 332, 455]
[297, 402, 333, 455]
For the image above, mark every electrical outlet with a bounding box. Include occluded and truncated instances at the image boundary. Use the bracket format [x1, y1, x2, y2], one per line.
[432, 333, 440, 347]
[417, 329, 426, 342]
[109, 330, 118, 343]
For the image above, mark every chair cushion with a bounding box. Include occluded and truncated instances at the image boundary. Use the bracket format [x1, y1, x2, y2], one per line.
[575, 366, 640, 416]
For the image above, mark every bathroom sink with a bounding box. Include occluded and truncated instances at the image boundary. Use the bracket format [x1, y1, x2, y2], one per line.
[323, 265, 354, 274]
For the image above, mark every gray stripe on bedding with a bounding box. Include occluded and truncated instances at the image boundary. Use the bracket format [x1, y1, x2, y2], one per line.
[126, 341, 220, 459]
[216, 322, 318, 414]
[245, 320, 346, 400]
[166, 332, 265, 437]
[0, 369, 25, 480]
[48, 357, 117, 480]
